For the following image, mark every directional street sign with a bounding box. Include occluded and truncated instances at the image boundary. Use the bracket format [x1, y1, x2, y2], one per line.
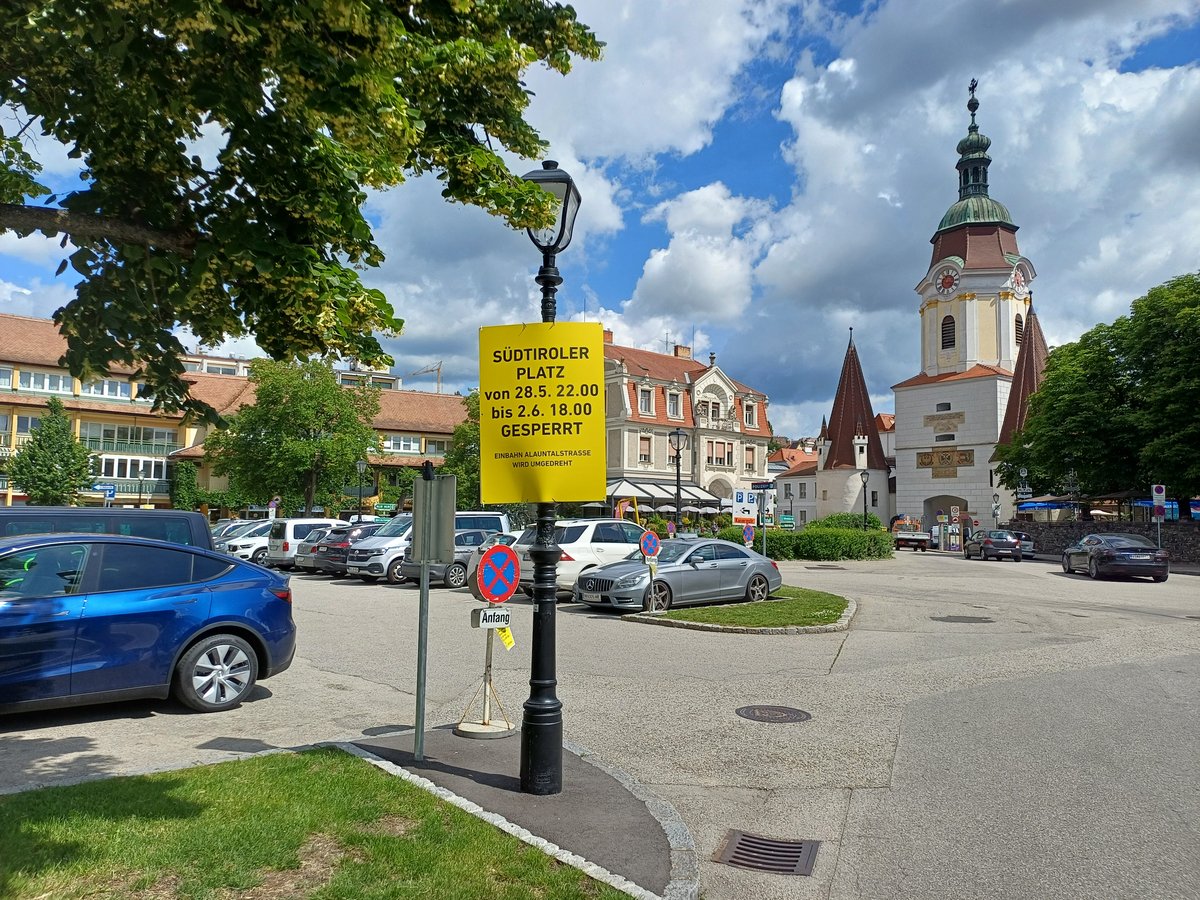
[639, 530, 660, 557]
[92, 482, 116, 500]
[475, 544, 520, 604]
[751, 481, 773, 491]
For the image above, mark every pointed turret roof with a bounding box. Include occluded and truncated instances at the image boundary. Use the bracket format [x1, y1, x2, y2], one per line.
[994, 301, 1049, 455]
[824, 331, 888, 470]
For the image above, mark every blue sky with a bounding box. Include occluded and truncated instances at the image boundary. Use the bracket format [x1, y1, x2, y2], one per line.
[3, 0, 1200, 439]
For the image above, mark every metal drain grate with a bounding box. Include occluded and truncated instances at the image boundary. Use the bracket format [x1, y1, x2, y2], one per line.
[930, 615, 995, 623]
[736, 705, 811, 723]
[713, 829, 820, 875]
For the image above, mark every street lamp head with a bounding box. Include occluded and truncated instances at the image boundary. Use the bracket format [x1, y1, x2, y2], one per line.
[860, 469, 870, 485]
[993, 493, 1000, 504]
[668, 427, 689, 452]
[521, 161, 582, 255]
[356, 459, 367, 476]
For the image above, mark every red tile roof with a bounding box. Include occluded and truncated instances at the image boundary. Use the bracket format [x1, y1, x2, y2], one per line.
[996, 304, 1049, 449]
[874, 413, 895, 432]
[892, 363, 1012, 390]
[780, 458, 819, 477]
[929, 224, 1020, 270]
[769, 446, 819, 467]
[0, 313, 139, 374]
[825, 335, 888, 471]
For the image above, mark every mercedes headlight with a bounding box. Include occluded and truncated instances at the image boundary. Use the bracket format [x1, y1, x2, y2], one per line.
[614, 571, 649, 589]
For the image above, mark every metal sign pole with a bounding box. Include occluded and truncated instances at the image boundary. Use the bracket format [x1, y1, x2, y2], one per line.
[415, 558, 430, 761]
[482, 629, 494, 726]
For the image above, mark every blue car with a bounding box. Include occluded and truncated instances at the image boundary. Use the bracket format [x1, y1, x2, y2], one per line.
[0, 533, 296, 715]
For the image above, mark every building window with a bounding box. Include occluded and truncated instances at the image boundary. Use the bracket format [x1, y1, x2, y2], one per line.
[798, 483, 807, 499]
[638, 436, 651, 463]
[744, 402, 756, 427]
[16, 416, 40, 434]
[711, 402, 722, 421]
[821, 489, 828, 501]
[426, 439, 449, 455]
[935, 434, 956, 442]
[667, 392, 680, 418]
[81, 379, 132, 399]
[206, 364, 237, 375]
[706, 440, 733, 466]
[799, 510, 808, 524]
[744, 446, 755, 473]
[871, 490, 878, 507]
[19, 371, 72, 394]
[0, 367, 11, 389]
[1015, 314, 1024, 346]
[784, 484, 793, 499]
[183, 361, 201, 372]
[638, 388, 653, 415]
[940, 316, 956, 350]
[384, 434, 422, 453]
[936, 402, 951, 412]
[100, 458, 166, 480]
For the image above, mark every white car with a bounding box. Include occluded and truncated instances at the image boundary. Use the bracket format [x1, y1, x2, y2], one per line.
[515, 518, 649, 594]
[265, 518, 349, 569]
[218, 519, 274, 565]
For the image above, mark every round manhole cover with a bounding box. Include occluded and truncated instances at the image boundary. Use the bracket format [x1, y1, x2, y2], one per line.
[736, 705, 811, 723]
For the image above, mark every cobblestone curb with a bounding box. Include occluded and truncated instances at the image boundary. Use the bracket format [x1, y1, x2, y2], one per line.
[621, 596, 857, 634]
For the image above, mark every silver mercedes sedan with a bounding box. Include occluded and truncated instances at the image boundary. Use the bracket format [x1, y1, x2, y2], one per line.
[573, 538, 782, 612]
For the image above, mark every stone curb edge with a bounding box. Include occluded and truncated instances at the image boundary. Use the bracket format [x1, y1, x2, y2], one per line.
[621, 596, 858, 634]
[333, 740, 699, 900]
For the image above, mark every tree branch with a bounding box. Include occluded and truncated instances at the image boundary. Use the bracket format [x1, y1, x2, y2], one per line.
[0, 202, 197, 255]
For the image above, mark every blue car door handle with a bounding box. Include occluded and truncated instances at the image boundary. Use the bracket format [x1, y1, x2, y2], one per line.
[173, 597, 199, 605]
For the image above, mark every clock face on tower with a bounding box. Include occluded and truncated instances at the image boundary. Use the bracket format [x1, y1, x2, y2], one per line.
[1010, 265, 1029, 298]
[935, 267, 959, 295]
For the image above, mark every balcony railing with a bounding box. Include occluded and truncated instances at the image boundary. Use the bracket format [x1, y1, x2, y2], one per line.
[106, 478, 171, 496]
[81, 438, 181, 456]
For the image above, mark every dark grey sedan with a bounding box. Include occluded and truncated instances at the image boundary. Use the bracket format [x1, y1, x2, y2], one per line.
[963, 530, 1022, 561]
[1062, 533, 1169, 582]
[573, 538, 783, 612]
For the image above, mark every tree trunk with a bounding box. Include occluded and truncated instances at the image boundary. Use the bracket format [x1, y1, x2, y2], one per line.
[0, 202, 197, 254]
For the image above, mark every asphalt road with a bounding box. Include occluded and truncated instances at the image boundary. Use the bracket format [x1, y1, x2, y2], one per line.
[2, 552, 1198, 900]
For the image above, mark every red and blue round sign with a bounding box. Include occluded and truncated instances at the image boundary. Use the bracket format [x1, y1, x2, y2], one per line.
[476, 544, 520, 604]
[742, 524, 756, 544]
[639, 530, 660, 557]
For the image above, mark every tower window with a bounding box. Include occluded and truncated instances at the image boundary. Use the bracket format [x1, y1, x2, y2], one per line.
[941, 315, 956, 350]
[936, 402, 951, 412]
[1015, 314, 1024, 346]
[935, 434, 956, 442]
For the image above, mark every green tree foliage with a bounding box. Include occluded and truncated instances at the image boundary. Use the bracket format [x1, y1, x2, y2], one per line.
[169, 460, 203, 511]
[996, 272, 1200, 518]
[9, 397, 97, 504]
[204, 359, 380, 513]
[442, 391, 481, 510]
[0, 1, 601, 419]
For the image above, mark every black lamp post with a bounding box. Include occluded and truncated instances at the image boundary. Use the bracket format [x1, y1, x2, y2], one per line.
[1064, 468, 1079, 521]
[669, 427, 688, 532]
[519, 160, 581, 796]
[992, 492, 1001, 528]
[137, 466, 148, 507]
[860, 469, 869, 530]
[356, 459, 367, 521]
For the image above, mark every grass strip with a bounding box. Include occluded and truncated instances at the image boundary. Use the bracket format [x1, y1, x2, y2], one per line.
[657, 584, 848, 628]
[0, 746, 627, 900]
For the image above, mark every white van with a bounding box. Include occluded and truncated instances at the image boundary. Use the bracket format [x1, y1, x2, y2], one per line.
[265, 517, 348, 569]
[347, 511, 511, 584]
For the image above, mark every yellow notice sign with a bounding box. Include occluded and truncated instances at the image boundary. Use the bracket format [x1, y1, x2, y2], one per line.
[497, 626, 515, 650]
[479, 322, 606, 503]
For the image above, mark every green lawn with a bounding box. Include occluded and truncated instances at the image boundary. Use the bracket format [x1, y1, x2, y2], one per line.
[0, 747, 626, 900]
[657, 584, 848, 628]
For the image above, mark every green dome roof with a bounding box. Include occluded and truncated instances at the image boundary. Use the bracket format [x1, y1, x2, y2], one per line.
[956, 127, 991, 159]
[938, 195, 1013, 232]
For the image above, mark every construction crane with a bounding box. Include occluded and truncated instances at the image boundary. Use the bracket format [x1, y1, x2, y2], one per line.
[403, 361, 443, 392]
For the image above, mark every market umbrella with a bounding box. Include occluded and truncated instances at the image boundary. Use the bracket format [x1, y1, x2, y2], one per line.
[682, 505, 702, 513]
[656, 504, 677, 513]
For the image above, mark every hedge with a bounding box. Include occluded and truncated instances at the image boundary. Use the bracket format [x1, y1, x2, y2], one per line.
[714, 526, 892, 561]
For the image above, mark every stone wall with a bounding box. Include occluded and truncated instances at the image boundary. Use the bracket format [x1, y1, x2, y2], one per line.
[1006, 519, 1200, 565]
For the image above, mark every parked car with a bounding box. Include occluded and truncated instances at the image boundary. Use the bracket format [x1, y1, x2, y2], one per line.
[0, 507, 215, 550]
[1009, 530, 1036, 559]
[399, 529, 493, 587]
[573, 538, 783, 611]
[293, 527, 333, 573]
[313, 523, 384, 575]
[1061, 533, 1169, 582]
[348, 512, 505, 584]
[264, 518, 348, 569]
[963, 530, 1023, 561]
[0, 533, 296, 715]
[217, 519, 274, 564]
[515, 518, 649, 594]
[465, 530, 524, 586]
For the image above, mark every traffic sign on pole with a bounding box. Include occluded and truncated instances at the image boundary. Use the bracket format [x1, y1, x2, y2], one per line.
[639, 530, 660, 558]
[476, 544, 520, 604]
[742, 524, 755, 545]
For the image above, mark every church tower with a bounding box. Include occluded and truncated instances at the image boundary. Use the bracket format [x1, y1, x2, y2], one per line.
[892, 81, 1037, 532]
